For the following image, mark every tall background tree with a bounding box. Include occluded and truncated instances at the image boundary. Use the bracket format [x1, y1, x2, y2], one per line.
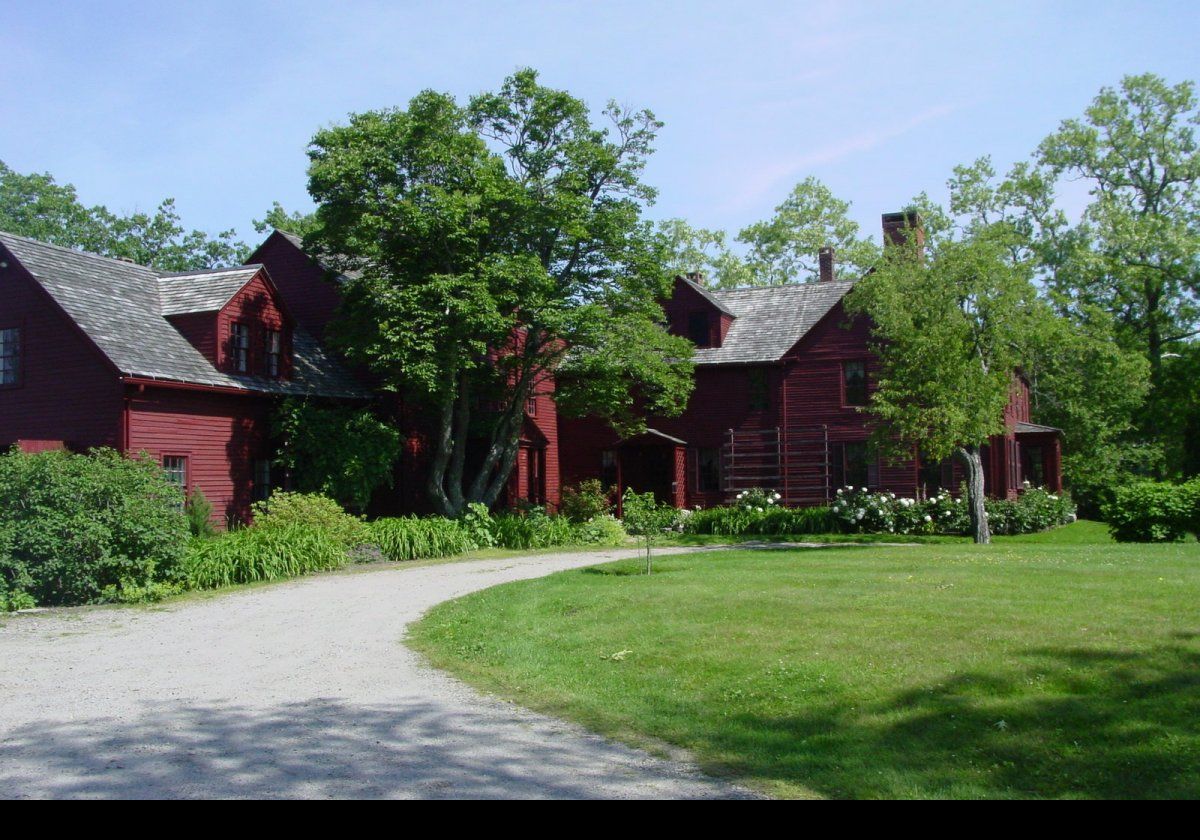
[0, 160, 249, 270]
[1037, 74, 1200, 478]
[307, 70, 694, 516]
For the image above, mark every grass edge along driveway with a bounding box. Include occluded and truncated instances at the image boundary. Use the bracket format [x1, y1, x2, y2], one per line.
[408, 522, 1200, 799]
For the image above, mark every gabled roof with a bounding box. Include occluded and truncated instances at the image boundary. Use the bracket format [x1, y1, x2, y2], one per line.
[690, 280, 856, 365]
[158, 266, 265, 316]
[1015, 421, 1062, 435]
[679, 275, 734, 317]
[273, 230, 362, 282]
[0, 231, 368, 399]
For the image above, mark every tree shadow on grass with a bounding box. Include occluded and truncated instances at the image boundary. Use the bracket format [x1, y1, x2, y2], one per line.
[707, 640, 1200, 798]
[0, 698, 745, 800]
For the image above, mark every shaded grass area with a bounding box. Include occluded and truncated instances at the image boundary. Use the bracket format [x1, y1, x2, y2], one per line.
[409, 522, 1200, 799]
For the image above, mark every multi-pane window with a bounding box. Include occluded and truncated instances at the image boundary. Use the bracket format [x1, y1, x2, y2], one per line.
[526, 395, 538, 416]
[252, 458, 273, 503]
[0, 327, 21, 386]
[843, 361, 868, 406]
[230, 323, 250, 373]
[696, 448, 722, 493]
[265, 329, 282, 378]
[687, 312, 711, 347]
[162, 456, 188, 496]
[748, 368, 769, 411]
[832, 441, 870, 491]
[600, 450, 618, 491]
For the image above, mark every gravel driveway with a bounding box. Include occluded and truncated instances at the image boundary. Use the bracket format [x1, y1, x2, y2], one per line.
[0, 546, 752, 799]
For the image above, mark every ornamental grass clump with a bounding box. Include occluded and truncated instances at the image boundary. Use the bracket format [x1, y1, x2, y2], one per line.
[370, 516, 478, 562]
[179, 524, 349, 590]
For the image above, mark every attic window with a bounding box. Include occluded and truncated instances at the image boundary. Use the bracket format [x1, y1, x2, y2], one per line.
[687, 312, 711, 347]
[265, 329, 282, 378]
[0, 327, 20, 387]
[843, 361, 868, 406]
[230, 322, 250, 373]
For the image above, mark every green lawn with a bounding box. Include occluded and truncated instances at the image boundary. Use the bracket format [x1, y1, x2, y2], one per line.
[409, 521, 1200, 799]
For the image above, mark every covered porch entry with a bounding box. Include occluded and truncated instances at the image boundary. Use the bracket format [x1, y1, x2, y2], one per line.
[608, 428, 687, 512]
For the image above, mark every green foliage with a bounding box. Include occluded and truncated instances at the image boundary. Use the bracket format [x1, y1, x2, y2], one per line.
[185, 487, 216, 538]
[682, 505, 836, 536]
[0, 448, 189, 608]
[1102, 480, 1200, 543]
[252, 201, 318, 237]
[571, 514, 628, 546]
[461, 502, 497, 548]
[273, 399, 402, 513]
[986, 488, 1079, 536]
[558, 479, 611, 523]
[0, 159, 248, 270]
[250, 491, 369, 548]
[307, 69, 694, 513]
[620, 489, 677, 574]
[490, 510, 577, 550]
[736, 177, 881, 286]
[370, 517, 478, 562]
[831, 486, 1074, 537]
[654, 218, 754, 288]
[178, 525, 349, 590]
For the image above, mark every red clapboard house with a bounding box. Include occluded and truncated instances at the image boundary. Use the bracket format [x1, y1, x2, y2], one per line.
[249, 231, 561, 512]
[558, 212, 1064, 508]
[0, 231, 368, 525]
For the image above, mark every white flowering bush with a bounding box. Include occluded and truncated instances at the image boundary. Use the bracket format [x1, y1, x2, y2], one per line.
[735, 487, 782, 512]
[830, 485, 1072, 536]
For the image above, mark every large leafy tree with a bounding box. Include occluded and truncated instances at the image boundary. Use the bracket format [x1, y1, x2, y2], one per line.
[846, 214, 1052, 544]
[307, 70, 694, 516]
[737, 177, 880, 286]
[654, 218, 753, 288]
[947, 156, 1152, 508]
[0, 160, 248, 270]
[1037, 74, 1200, 460]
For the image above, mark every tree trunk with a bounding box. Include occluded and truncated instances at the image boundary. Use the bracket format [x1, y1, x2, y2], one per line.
[957, 444, 991, 545]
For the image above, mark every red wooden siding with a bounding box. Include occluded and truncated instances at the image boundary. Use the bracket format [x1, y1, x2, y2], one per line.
[125, 385, 272, 525]
[217, 272, 291, 379]
[248, 233, 342, 339]
[166, 311, 219, 366]
[0, 257, 123, 451]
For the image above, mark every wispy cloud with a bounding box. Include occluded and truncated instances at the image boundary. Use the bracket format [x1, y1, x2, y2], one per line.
[726, 103, 958, 212]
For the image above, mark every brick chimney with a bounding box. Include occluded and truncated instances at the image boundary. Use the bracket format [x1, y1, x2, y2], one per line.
[685, 270, 706, 286]
[818, 247, 835, 283]
[882, 211, 925, 251]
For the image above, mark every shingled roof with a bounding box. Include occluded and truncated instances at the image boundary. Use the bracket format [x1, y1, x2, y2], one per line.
[0, 231, 368, 399]
[691, 279, 856, 365]
[158, 266, 264, 315]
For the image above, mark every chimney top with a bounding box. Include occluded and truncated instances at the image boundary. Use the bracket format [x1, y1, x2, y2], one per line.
[818, 247, 835, 283]
[882, 210, 925, 250]
[685, 270, 705, 286]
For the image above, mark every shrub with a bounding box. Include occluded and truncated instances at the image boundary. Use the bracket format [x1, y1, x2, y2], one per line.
[559, 480, 611, 523]
[572, 514, 628, 546]
[683, 504, 836, 536]
[461, 502, 497, 548]
[734, 487, 783, 511]
[251, 491, 369, 548]
[178, 524, 349, 589]
[371, 516, 477, 562]
[272, 399, 403, 512]
[0, 448, 188, 607]
[987, 487, 1076, 536]
[1103, 481, 1197, 542]
[185, 487, 216, 538]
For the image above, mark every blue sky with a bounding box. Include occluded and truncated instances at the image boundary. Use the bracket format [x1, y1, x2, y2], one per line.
[1, 1, 1196, 248]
